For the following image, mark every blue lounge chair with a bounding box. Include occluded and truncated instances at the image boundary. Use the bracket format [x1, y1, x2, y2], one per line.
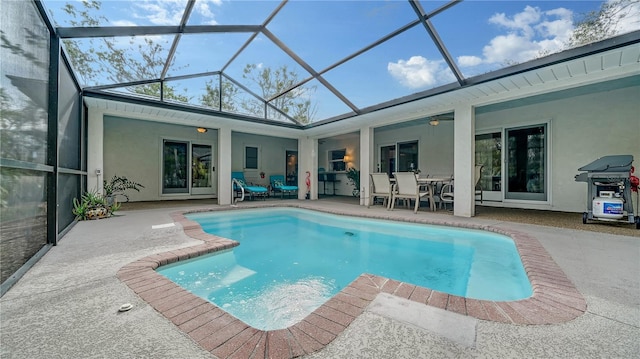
[232, 172, 268, 201]
[270, 175, 298, 199]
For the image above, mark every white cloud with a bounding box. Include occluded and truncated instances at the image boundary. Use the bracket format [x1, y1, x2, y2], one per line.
[131, 0, 220, 26]
[387, 56, 451, 89]
[458, 55, 483, 67]
[459, 5, 576, 68]
[489, 5, 542, 39]
[195, 0, 222, 25]
[482, 33, 540, 64]
[133, 0, 185, 25]
[536, 8, 574, 42]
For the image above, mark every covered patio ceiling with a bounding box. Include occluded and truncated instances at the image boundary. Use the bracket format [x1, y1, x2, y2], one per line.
[41, 0, 640, 128]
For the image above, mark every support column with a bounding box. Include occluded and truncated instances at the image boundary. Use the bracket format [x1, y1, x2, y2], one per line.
[453, 105, 475, 217]
[87, 110, 104, 193]
[298, 137, 317, 199]
[359, 127, 373, 206]
[218, 126, 232, 205]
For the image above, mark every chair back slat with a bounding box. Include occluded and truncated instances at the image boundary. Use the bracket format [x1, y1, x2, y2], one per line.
[370, 173, 391, 194]
[393, 172, 419, 195]
[270, 175, 285, 187]
[474, 165, 483, 187]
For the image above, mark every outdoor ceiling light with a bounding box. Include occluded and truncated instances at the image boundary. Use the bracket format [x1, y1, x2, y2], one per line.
[429, 118, 440, 126]
[196, 127, 207, 133]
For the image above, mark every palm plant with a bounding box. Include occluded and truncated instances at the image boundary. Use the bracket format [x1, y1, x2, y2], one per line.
[346, 168, 360, 197]
[103, 174, 144, 203]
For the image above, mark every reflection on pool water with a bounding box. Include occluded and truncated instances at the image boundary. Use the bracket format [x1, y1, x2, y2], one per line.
[157, 208, 532, 330]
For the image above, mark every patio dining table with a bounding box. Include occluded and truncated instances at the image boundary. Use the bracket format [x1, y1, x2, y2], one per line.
[389, 175, 452, 211]
[417, 177, 452, 211]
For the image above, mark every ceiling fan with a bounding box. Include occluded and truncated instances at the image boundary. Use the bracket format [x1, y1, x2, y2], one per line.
[428, 114, 454, 126]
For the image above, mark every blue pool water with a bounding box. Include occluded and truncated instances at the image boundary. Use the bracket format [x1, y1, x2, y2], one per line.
[158, 208, 532, 330]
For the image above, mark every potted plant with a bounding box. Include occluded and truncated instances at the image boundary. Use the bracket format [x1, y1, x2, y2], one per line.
[103, 174, 144, 205]
[72, 190, 121, 220]
[345, 167, 360, 197]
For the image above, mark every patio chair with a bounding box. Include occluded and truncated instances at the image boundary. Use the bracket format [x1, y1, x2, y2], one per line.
[390, 172, 430, 213]
[270, 175, 298, 199]
[439, 180, 454, 210]
[231, 172, 268, 200]
[368, 173, 394, 209]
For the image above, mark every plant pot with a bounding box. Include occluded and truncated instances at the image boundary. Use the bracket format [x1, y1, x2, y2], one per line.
[86, 207, 108, 220]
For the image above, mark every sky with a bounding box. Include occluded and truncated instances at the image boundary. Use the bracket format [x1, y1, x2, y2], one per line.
[42, 0, 640, 121]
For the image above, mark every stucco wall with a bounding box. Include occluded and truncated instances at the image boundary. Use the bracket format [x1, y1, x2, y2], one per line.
[103, 116, 218, 202]
[230, 132, 298, 187]
[476, 84, 639, 212]
[364, 84, 638, 213]
[374, 122, 455, 178]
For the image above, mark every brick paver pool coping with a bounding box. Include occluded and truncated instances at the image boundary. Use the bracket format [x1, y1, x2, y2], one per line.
[117, 204, 586, 359]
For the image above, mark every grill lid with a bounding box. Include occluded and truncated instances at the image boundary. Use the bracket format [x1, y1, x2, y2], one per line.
[577, 155, 633, 173]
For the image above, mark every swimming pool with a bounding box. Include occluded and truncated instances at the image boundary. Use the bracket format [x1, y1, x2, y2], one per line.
[158, 207, 532, 330]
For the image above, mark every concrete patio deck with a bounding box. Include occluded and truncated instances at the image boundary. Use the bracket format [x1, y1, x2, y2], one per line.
[1, 199, 638, 358]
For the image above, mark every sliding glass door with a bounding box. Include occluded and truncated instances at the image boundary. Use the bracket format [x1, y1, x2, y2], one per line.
[191, 144, 215, 195]
[475, 124, 548, 202]
[380, 145, 395, 177]
[163, 140, 216, 195]
[397, 141, 419, 172]
[505, 124, 547, 201]
[475, 132, 502, 201]
[163, 140, 189, 194]
[378, 141, 419, 177]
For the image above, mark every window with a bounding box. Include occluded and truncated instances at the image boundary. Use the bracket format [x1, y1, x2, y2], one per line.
[329, 149, 346, 172]
[245, 146, 258, 169]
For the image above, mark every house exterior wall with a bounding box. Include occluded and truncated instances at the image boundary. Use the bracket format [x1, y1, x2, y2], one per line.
[358, 83, 639, 213]
[230, 132, 298, 187]
[103, 115, 218, 202]
[99, 83, 638, 212]
[476, 84, 640, 213]
[374, 123, 455, 178]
